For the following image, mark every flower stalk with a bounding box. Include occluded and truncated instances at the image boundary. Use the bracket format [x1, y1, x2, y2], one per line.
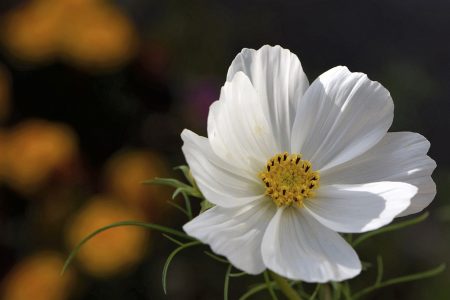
[270, 271, 302, 300]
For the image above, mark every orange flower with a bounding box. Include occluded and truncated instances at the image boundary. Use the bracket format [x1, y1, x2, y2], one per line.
[1, 0, 137, 70]
[1, 252, 75, 300]
[103, 150, 171, 220]
[1, 1, 64, 63]
[65, 195, 148, 277]
[61, 4, 138, 70]
[2, 119, 78, 194]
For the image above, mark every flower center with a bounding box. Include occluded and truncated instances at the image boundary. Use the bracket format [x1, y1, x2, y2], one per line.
[259, 152, 320, 207]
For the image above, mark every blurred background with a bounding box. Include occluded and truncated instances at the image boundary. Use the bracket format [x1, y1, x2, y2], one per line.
[0, 0, 448, 299]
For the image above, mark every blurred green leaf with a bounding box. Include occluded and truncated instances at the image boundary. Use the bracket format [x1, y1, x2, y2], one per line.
[353, 264, 446, 300]
[162, 241, 201, 294]
[239, 282, 277, 300]
[264, 270, 279, 300]
[352, 212, 429, 247]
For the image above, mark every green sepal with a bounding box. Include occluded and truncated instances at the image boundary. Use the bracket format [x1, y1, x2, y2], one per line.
[200, 199, 215, 213]
[174, 165, 196, 187]
[142, 177, 202, 198]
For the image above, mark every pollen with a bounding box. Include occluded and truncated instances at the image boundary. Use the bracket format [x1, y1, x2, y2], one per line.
[259, 152, 320, 207]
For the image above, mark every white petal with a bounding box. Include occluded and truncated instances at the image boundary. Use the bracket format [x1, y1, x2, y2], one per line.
[262, 207, 361, 282]
[207, 71, 278, 171]
[291, 66, 394, 171]
[227, 45, 309, 151]
[398, 177, 435, 217]
[304, 182, 417, 233]
[320, 132, 436, 217]
[184, 200, 276, 274]
[182, 129, 265, 208]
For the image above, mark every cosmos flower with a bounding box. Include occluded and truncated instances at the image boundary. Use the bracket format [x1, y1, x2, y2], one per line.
[181, 45, 436, 282]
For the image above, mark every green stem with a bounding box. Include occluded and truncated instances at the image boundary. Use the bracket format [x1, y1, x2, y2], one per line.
[162, 241, 201, 294]
[62, 220, 194, 274]
[264, 271, 279, 300]
[224, 264, 233, 300]
[239, 282, 276, 300]
[319, 284, 332, 300]
[353, 264, 445, 299]
[182, 192, 193, 220]
[309, 284, 321, 300]
[270, 271, 302, 300]
[352, 212, 428, 247]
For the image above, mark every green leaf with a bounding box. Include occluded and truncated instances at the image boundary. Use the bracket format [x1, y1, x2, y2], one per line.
[172, 187, 185, 200]
[167, 200, 189, 216]
[269, 271, 302, 300]
[174, 165, 196, 186]
[331, 282, 342, 300]
[224, 264, 233, 300]
[143, 177, 202, 198]
[375, 255, 384, 286]
[239, 282, 277, 300]
[341, 282, 352, 300]
[162, 241, 201, 294]
[229, 271, 247, 278]
[309, 284, 321, 300]
[180, 192, 193, 220]
[145, 176, 198, 219]
[204, 251, 229, 264]
[264, 271, 279, 300]
[200, 199, 215, 213]
[143, 177, 190, 189]
[353, 263, 446, 300]
[162, 233, 184, 246]
[352, 212, 429, 247]
[318, 284, 332, 300]
[62, 221, 194, 275]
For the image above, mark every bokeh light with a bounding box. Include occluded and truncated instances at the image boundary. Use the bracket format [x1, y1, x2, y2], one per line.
[1, 252, 75, 300]
[1, 0, 62, 64]
[1, 119, 78, 194]
[65, 195, 149, 278]
[103, 150, 172, 220]
[1, 0, 137, 70]
[61, 3, 137, 70]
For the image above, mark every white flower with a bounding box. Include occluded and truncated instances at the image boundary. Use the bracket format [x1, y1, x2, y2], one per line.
[181, 45, 436, 282]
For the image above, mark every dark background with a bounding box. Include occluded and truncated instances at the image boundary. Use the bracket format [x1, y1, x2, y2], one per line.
[0, 0, 449, 299]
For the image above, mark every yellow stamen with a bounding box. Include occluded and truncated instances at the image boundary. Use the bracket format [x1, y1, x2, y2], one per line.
[259, 152, 320, 207]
